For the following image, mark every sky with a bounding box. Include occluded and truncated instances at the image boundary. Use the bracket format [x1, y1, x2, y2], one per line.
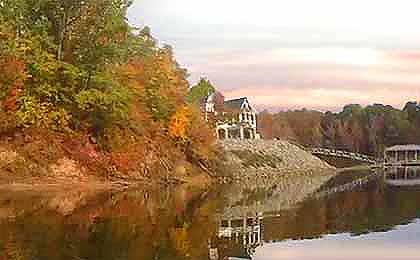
[128, 0, 420, 112]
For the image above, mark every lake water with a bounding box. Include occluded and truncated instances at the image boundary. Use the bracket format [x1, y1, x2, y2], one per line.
[0, 167, 420, 260]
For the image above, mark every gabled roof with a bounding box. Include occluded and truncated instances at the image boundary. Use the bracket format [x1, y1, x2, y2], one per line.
[386, 144, 420, 152]
[224, 97, 248, 110]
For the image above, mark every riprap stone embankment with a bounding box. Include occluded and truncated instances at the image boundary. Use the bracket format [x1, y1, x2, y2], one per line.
[219, 139, 337, 218]
[221, 139, 335, 184]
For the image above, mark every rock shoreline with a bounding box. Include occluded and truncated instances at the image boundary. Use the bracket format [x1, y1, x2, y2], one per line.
[221, 139, 334, 179]
[218, 139, 337, 218]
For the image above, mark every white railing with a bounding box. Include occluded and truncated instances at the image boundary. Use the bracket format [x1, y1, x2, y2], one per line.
[310, 147, 376, 164]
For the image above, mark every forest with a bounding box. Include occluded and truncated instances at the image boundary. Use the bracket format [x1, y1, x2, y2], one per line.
[0, 0, 219, 179]
[258, 102, 420, 157]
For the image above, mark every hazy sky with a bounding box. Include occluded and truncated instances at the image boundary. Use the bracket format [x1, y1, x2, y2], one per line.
[128, 0, 420, 111]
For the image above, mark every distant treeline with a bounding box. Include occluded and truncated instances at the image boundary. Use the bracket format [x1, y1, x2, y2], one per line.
[258, 102, 420, 157]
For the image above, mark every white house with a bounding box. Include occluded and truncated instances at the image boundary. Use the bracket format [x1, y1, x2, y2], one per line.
[203, 94, 260, 140]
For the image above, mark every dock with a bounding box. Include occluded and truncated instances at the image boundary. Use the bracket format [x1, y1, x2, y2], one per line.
[384, 145, 420, 167]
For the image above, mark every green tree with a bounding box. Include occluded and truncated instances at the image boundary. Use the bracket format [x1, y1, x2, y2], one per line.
[187, 77, 216, 104]
[0, 0, 134, 134]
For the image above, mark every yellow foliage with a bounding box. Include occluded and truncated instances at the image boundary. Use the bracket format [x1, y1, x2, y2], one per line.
[168, 106, 191, 142]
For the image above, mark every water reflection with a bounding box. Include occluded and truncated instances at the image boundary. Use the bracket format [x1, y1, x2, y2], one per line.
[254, 222, 420, 260]
[384, 166, 420, 187]
[214, 214, 263, 259]
[1, 168, 420, 260]
[0, 185, 224, 260]
[214, 167, 420, 260]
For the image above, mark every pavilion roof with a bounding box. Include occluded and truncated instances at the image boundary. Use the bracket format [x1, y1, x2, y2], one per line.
[385, 144, 420, 152]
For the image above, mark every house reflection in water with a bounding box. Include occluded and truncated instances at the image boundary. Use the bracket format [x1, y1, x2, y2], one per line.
[208, 168, 420, 260]
[210, 214, 263, 260]
[384, 167, 420, 187]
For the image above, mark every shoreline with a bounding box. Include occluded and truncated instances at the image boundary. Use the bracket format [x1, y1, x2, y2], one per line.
[0, 139, 336, 191]
[0, 169, 218, 192]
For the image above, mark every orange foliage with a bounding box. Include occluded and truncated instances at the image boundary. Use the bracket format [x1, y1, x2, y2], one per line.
[0, 55, 28, 111]
[186, 106, 218, 163]
[168, 106, 191, 142]
[0, 2, 219, 180]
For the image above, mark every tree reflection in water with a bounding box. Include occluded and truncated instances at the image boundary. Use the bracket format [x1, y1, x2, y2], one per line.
[214, 167, 420, 259]
[0, 185, 225, 260]
[1, 168, 420, 260]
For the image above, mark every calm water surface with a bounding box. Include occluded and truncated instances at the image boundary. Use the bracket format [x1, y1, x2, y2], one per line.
[0, 167, 420, 260]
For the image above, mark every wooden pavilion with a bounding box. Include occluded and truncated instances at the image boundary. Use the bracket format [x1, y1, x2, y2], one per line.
[384, 145, 420, 166]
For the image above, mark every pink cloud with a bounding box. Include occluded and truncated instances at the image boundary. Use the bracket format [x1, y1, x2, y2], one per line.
[224, 85, 420, 112]
[187, 47, 420, 111]
[390, 51, 420, 61]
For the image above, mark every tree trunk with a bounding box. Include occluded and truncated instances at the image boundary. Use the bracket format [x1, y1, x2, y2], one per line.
[57, 11, 67, 61]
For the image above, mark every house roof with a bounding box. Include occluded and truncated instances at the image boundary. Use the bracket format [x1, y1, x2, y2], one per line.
[385, 144, 420, 152]
[224, 97, 248, 110]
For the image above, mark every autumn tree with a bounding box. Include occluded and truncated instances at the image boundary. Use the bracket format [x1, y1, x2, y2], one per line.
[0, 0, 220, 179]
[259, 102, 420, 156]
